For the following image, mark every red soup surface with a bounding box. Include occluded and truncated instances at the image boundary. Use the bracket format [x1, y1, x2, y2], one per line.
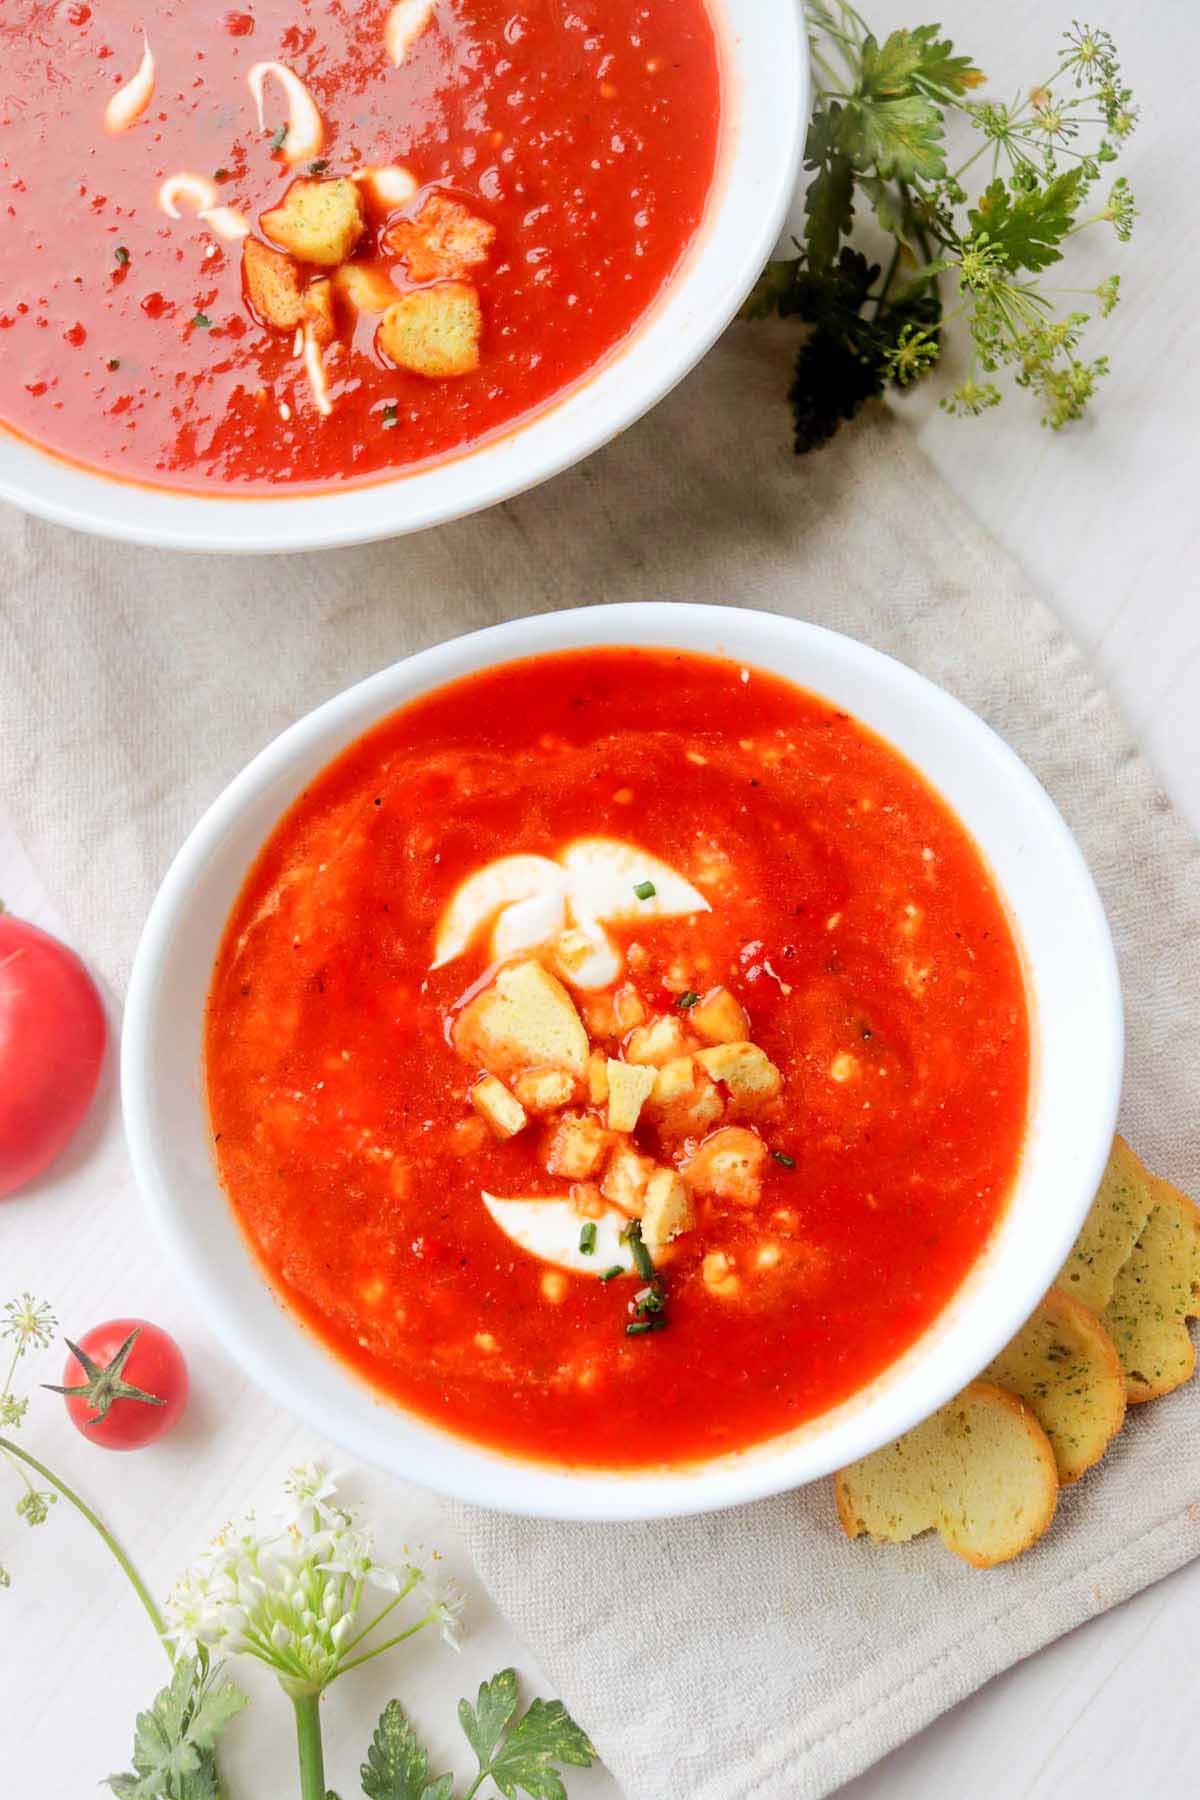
[0, 0, 720, 492]
[206, 649, 1030, 1469]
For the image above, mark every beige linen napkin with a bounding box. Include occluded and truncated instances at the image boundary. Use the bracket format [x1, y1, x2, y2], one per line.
[2, 323, 1198, 1799]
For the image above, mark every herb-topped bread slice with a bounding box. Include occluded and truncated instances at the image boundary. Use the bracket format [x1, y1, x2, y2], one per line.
[1102, 1180, 1200, 1401]
[1057, 1136, 1157, 1313]
[983, 1288, 1126, 1483]
[834, 1382, 1059, 1568]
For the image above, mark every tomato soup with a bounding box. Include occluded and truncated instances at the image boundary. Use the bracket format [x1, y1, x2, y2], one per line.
[205, 649, 1030, 1469]
[0, 1, 720, 492]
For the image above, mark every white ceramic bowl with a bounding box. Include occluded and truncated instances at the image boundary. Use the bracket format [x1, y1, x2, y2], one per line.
[122, 603, 1123, 1520]
[0, 4, 806, 554]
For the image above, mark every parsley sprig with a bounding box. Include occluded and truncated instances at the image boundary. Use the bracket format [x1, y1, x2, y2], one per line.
[745, 8, 1136, 448]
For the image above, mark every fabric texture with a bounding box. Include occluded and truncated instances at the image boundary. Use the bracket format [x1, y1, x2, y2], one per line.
[3, 322, 1198, 1799]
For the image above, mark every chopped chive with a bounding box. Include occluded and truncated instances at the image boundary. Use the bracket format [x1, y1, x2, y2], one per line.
[622, 1219, 655, 1281]
[579, 1222, 597, 1255]
[632, 1283, 665, 1316]
[308, 158, 329, 174]
[676, 991, 701, 1009]
[772, 1149, 796, 1169]
[626, 1318, 668, 1337]
[381, 402, 399, 430]
[114, 246, 130, 266]
[599, 1264, 624, 1282]
[633, 880, 656, 900]
[191, 312, 213, 330]
[268, 123, 288, 152]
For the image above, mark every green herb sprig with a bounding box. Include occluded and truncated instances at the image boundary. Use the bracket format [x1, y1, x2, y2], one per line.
[745, 8, 1136, 450]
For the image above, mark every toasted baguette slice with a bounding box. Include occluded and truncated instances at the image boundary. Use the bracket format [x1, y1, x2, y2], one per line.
[376, 282, 482, 378]
[1102, 1179, 1200, 1401]
[261, 177, 366, 267]
[1058, 1135, 1156, 1313]
[835, 1382, 1058, 1567]
[984, 1288, 1126, 1483]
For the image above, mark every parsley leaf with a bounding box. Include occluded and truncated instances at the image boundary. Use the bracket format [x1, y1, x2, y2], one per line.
[360, 1699, 453, 1800]
[459, 1675, 595, 1800]
[836, 88, 946, 183]
[801, 105, 855, 271]
[106, 1655, 247, 1800]
[967, 169, 1082, 271]
[459, 1669, 522, 1768]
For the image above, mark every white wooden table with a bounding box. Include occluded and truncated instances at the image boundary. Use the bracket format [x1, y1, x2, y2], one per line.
[4, 1, 1196, 1794]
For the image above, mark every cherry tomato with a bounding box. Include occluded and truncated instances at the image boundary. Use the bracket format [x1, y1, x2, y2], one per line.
[51, 1319, 189, 1450]
[0, 912, 106, 1198]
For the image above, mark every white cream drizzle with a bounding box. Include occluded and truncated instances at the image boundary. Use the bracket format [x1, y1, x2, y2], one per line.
[248, 61, 326, 165]
[482, 1193, 633, 1275]
[158, 175, 250, 243]
[432, 839, 711, 990]
[385, 0, 438, 66]
[354, 164, 420, 208]
[303, 324, 333, 417]
[105, 34, 156, 133]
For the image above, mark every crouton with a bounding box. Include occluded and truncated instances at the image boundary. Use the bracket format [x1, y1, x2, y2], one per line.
[586, 1052, 610, 1106]
[600, 1144, 655, 1216]
[834, 1382, 1059, 1568]
[606, 1060, 656, 1133]
[649, 1067, 724, 1144]
[701, 1249, 740, 1299]
[695, 1041, 783, 1102]
[641, 1167, 694, 1250]
[242, 236, 307, 330]
[261, 176, 366, 267]
[627, 1014, 692, 1067]
[984, 1287, 1126, 1483]
[333, 262, 399, 315]
[453, 959, 588, 1080]
[1058, 1135, 1157, 1313]
[513, 1067, 578, 1115]
[652, 1057, 697, 1106]
[1102, 1178, 1200, 1401]
[685, 1126, 767, 1206]
[469, 1074, 527, 1141]
[689, 987, 750, 1046]
[384, 192, 496, 281]
[303, 276, 336, 348]
[376, 282, 482, 378]
[581, 984, 646, 1041]
[545, 1110, 609, 1180]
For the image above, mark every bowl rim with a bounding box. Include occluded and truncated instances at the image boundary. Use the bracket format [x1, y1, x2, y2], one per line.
[122, 603, 1124, 1520]
[0, 1, 808, 554]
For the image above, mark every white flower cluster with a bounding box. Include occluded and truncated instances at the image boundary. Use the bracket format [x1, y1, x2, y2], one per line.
[164, 1464, 464, 1698]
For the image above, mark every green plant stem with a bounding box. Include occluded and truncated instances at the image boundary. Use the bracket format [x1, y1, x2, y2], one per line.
[0, 1436, 167, 1649]
[293, 1694, 326, 1800]
[333, 1612, 433, 1678]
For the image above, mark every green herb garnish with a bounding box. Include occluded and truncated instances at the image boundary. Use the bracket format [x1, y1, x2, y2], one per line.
[744, 9, 1136, 449]
[621, 1219, 656, 1281]
[676, 991, 701, 1009]
[632, 1283, 666, 1317]
[599, 1264, 624, 1282]
[106, 358, 121, 372]
[191, 312, 213, 330]
[114, 246, 130, 266]
[308, 158, 330, 174]
[626, 1318, 668, 1337]
[381, 402, 399, 429]
[772, 1149, 796, 1169]
[578, 1222, 597, 1255]
[268, 123, 288, 153]
[633, 880, 656, 901]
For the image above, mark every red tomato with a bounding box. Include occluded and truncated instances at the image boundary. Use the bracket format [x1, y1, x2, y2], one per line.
[53, 1319, 189, 1450]
[0, 913, 106, 1198]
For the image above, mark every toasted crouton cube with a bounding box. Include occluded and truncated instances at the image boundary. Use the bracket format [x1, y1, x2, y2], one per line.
[582, 984, 646, 1040]
[303, 277, 336, 348]
[469, 1074, 527, 1140]
[696, 1041, 783, 1102]
[454, 959, 588, 1080]
[261, 177, 366, 267]
[545, 1110, 609, 1180]
[333, 262, 400, 315]
[606, 1060, 656, 1133]
[385, 192, 496, 281]
[513, 1067, 578, 1115]
[686, 1126, 768, 1206]
[652, 1057, 697, 1106]
[641, 1168, 694, 1250]
[627, 1014, 691, 1067]
[600, 1144, 655, 1216]
[242, 236, 307, 330]
[690, 987, 751, 1046]
[376, 283, 482, 378]
[586, 1052, 610, 1106]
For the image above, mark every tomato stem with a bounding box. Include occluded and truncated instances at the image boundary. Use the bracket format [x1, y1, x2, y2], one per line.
[0, 1435, 168, 1649]
[292, 1692, 326, 1800]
